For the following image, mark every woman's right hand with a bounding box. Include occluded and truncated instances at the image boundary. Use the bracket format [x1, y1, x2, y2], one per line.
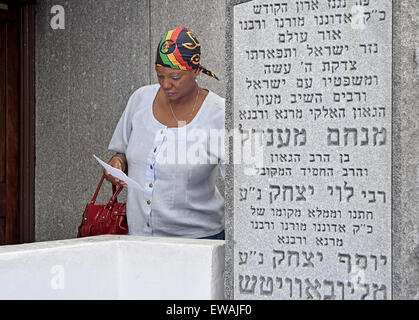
[103, 155, 128, 187]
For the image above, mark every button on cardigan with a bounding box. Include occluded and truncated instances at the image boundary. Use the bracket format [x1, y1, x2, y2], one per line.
[108, 84, 225, 238]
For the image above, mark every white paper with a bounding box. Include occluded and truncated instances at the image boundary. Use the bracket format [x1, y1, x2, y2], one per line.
[93, 155, 143, 191]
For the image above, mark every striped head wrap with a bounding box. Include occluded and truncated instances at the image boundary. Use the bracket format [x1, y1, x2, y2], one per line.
[155, 26, 219, 80]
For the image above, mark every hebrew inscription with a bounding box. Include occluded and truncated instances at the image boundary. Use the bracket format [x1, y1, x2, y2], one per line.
[233, 0, 392, 300]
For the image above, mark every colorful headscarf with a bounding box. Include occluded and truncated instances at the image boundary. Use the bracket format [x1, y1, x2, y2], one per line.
[155, 26, 219, 80]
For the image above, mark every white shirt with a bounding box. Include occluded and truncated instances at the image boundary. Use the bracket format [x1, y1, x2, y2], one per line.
[108, 84, 225, 238]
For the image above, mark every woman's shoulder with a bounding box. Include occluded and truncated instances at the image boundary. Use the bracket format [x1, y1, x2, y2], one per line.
[206, 90, 225, 112]
[124, 84, 159, 114]
[129, 84, 159, 101]
[199, 90, 225, 127]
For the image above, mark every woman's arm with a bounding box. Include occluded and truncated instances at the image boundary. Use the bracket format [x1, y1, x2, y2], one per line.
[103, 153, 128, 187]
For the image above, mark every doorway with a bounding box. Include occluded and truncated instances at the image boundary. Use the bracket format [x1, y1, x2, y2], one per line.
[0, 1, 35, 245]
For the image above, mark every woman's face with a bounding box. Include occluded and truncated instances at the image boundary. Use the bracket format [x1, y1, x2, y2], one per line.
[155, 65, 198, 102]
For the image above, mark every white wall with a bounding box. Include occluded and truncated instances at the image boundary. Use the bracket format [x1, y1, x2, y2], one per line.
[0, 235, 225, 300]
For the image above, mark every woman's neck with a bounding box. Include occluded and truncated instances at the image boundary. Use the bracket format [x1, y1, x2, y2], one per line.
[167, 85, 200, 111]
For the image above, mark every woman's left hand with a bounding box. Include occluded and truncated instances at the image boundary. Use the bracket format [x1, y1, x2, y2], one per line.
[104, 154, 128, 187]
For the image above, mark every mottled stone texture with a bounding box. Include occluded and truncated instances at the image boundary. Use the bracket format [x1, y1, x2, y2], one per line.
[225, 0, 252, 301]
[35, 0, 150, 241]
[35, 1, 226, 241]
[392, 0, 419, 300]
[34, 0, 418, 300]
[224, 0, 418, 300]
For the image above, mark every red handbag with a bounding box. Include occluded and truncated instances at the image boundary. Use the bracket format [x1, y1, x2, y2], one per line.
[77, 175, 128, 237]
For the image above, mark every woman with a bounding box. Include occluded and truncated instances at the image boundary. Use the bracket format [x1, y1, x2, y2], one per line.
[104, 26, 225, 240]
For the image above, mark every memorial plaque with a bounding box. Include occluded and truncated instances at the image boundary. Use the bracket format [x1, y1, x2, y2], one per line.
[233, 0, 392, 299]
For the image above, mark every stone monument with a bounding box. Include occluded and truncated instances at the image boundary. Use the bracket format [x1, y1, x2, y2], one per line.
[226, 0, 394, 300]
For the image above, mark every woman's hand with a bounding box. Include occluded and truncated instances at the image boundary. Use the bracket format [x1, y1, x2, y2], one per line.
[103, 154, 128, 187]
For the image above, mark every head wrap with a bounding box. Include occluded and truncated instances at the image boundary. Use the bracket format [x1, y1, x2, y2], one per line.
[155, 26, 219, 80]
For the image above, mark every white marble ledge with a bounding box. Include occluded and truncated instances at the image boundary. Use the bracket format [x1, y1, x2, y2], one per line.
[0, 235, 225, 300]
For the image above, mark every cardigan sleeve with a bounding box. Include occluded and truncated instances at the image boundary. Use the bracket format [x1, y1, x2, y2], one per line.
[108, 88, 142, 154]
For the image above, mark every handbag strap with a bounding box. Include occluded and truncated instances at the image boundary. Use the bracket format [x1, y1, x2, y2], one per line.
[90, 175, 106, 204]
[106, 185, 124, 207]
[91, 175, 124, 205]
[100, 185, 124, 222]
[112, 184, 119, 203]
